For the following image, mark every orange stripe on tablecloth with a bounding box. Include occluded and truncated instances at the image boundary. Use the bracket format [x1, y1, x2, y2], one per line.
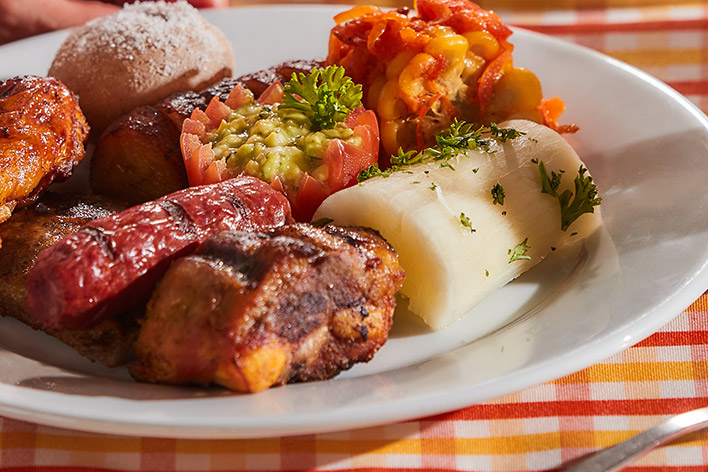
[31, 435, 140, 453]
[431, 398, 708, 421]
[518, 18, 708, 35]
[607, 48, 704, 67]
[313, 439, 421, 455]
[454, 430, 707, 454]
[556, 361, 702, 382]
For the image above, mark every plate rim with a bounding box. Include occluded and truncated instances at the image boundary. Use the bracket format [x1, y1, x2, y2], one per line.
[0, 4, 707, 438]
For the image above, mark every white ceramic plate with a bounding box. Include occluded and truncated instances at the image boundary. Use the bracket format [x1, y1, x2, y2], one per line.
[1, 5, 708, 439]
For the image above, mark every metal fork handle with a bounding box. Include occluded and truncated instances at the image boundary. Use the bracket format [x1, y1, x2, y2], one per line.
[564, 406, 708, 472]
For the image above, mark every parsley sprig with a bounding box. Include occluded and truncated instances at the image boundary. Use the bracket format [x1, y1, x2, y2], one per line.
[537, 161, 602, 231]
[357, 119, 524, 183]
[281, 66, 362, 131]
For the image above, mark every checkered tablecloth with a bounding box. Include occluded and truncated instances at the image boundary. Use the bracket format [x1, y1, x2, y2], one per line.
[2, 1, 708, 471]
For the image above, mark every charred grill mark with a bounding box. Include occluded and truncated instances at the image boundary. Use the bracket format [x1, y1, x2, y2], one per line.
[276, 291, 327, 342]
[158, 199, 196, 235]
[81, 226, 116, 260]
[357, 325, 369, 341]
[330, 285, 365, 310]
[225, 195, 248, 221]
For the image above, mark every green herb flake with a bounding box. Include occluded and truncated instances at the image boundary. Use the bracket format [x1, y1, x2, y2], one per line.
[281, 65, 362, 131]
[472, 167, 480, 173]
[311, 217, 334, 227]
[357, 164, 390, 183]
[502, 211, 507, 216]
[429, 182, 439, 191]
[508, 238, 532, 263]
[485, 269, 490, 277]
[491, 182, 505, 205]
[459, 212, 476, 232]
[440, 161, 456, 171]
[490, 122, 525, 142]
[358, 121, 523, 182]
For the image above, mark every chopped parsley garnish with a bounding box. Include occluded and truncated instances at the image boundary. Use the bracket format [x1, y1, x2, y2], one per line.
[311, 217, 334, 227]
[491, 182, 505, 205]
[357, 164, 390, 182]
[485, 269, 490, 277]
[490, 123, 525, 142]
[429, 182, 439, 191]
[436, 119, 490, 152]
[537, 161, 602, 231]
[357, 119, 523, 182]
[281, 65, 362, 131]
[508, 238, 531, 263]
[459, 212, 475, 232]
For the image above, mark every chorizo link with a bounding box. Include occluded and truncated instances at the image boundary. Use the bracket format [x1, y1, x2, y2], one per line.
[26, 176, 292, 329]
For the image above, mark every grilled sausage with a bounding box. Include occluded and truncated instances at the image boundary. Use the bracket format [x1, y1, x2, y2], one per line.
[26, 176, 292, 330]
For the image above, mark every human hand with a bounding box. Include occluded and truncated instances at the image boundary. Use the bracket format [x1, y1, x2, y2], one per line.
[0, 0, 228, 45]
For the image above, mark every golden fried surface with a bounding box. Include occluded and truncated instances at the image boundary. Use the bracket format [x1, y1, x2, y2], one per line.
[130, 224, 405, 393]
[0, 75, 89, 231]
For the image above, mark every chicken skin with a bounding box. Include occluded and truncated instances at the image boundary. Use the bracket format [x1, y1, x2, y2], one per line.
[0, 193, 137, 367]
[0, 76, 89, 237]
[130, 223, 405, 393]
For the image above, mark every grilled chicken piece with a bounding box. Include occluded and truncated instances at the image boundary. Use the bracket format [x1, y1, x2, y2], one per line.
[0, 76, 89, 236]
[130, 224, 405, 393]
[0, 193, 138, 367]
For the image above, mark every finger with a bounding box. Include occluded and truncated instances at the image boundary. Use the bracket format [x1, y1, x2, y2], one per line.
[186, 0, 229, 8]
[0, 0, 119, 44]
[100, 0, 229, 7]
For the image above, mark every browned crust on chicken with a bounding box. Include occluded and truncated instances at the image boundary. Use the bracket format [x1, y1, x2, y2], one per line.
[0, 193, 138, 367]
[0, 76, 89, 240]
[130, 223, 404, 392]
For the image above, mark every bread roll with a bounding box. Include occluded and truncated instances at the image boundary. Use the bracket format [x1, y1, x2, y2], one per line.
[48, 0, 235, 134]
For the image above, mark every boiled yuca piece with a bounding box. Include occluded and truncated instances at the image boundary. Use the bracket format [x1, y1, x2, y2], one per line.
[314, 119, 602, 330]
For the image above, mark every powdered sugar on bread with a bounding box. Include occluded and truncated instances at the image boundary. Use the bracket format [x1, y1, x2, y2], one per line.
[49, 0, 235, 134]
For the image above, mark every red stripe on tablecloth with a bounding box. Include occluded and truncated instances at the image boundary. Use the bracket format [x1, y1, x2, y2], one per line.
[665, 81, 708, 97]
[518, 18, 708, 34]
[635, 330, 708, 347]
[428, 398, 708, 421]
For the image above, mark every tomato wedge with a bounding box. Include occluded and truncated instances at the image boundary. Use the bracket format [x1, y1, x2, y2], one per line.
[180, 90, 379, 222]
